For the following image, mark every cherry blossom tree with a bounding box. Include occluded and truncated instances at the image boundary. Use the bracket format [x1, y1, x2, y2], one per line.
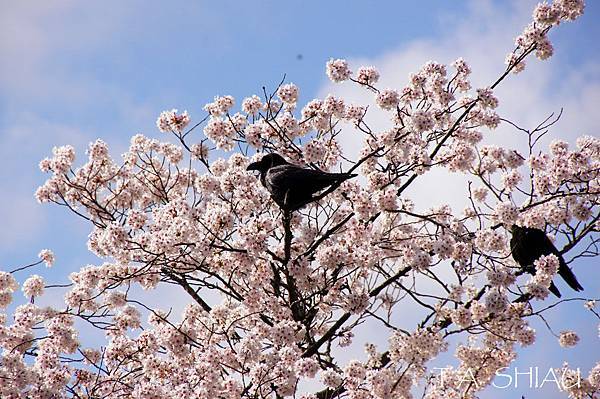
[2, 1, 599, 398]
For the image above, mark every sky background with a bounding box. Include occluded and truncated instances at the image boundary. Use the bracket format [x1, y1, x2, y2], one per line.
[1, 1, 599, 397]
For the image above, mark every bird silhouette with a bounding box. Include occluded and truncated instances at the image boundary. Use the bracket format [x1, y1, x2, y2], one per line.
[246, 153, 357, 212]
[510, 225, 583, 298]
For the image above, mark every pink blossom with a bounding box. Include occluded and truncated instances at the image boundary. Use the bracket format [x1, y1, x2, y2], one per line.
[204, 95, 235, 116]
[156, 109, 190, 133]
[38, 249, 55, 267]
[0, 271, 18, 292]
[277, 83, 299, 104]
[355, 66, 380, 85]
[22, 275, 45, 298]
[559, 330, 580, 347]
[326, 58, 351, 82]
[375, 89, 400, 110]
[410, 109, 435, 132]
[242, 95, 263, 115]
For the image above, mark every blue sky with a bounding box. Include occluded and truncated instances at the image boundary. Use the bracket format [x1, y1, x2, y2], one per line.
[1, 1, 599, 397]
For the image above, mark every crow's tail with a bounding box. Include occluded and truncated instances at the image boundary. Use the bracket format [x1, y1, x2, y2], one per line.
[549, 281, 562, 298]
[557, 256, 584, 292]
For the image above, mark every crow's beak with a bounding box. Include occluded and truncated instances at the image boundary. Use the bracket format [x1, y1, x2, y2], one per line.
[246, 161, 261, 171]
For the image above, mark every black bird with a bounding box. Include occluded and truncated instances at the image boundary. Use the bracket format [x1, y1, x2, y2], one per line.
[510, 224, 583, 298]
[246, 153, 357, 212]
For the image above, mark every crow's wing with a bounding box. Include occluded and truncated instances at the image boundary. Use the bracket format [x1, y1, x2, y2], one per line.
[530, 229, 559, 257]
[510, 228, 556, 265]
[510, 233, 525, 265]
[267, 165, 352, 195]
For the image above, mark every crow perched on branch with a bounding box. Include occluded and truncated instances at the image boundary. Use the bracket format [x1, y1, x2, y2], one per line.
[510, 224, 583, 298]
[246, 153, 357, 212]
